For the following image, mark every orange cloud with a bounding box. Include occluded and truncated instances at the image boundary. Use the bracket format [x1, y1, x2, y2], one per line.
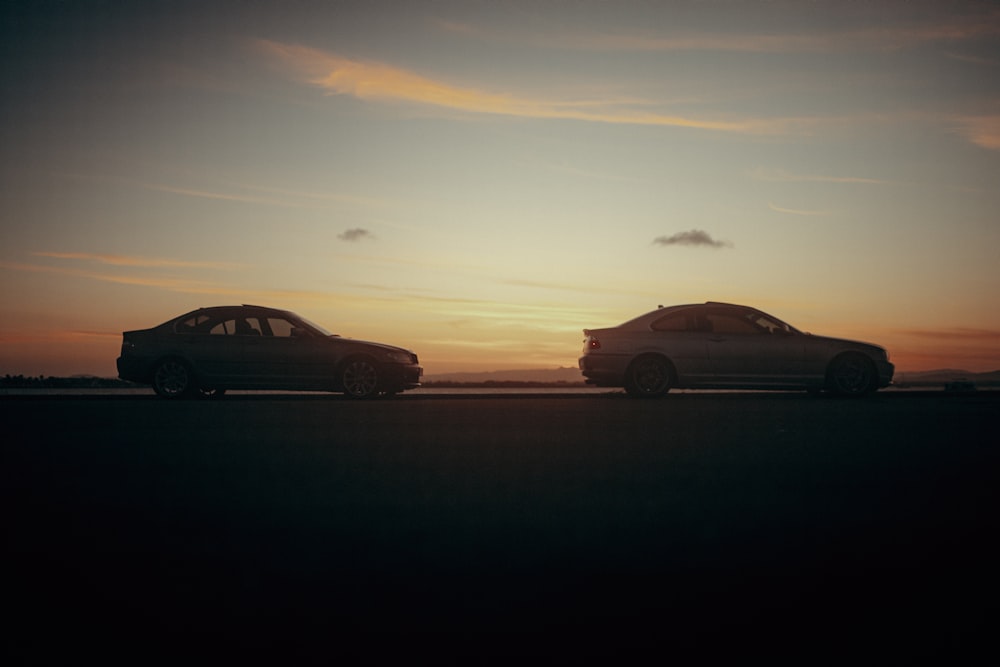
[898, 327, 1000, 341]
[259, 40, 788, 134]
[952, 115, 1000, 150]
[31, 252, 243, 270]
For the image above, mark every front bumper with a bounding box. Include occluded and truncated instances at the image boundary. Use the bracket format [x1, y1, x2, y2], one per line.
[383, 363, 423, 390]
[876, 360, 895, 388]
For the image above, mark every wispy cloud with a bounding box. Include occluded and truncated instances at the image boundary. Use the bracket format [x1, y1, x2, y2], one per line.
[142, 183, 304, 207]
[899, 327, 1000, 341]
[944, 51, 1000, 67]
[31, 251, 243, 270]
[501, 278, 654, 297]
[338, 228, 374, 242]
[438, 13, 1000, 54]
[752, 167, 892, 185]
[652, 230, 732, 248]
[259, 40, 796, 134]
[952, 115, 1000, 150]
[768, 202, 834, 217]
[0, 259, 331, 304]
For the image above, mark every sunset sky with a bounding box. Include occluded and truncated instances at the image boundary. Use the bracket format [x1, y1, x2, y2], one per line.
[2, 0, 999, 377]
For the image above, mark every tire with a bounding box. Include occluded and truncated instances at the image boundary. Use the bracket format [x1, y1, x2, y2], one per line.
[199, 388, 226, 399]
[341, 357, 381, 399]
[826, 353, 876, 397]
[152, 358, 196, 398]
[624, 355, 672, 398]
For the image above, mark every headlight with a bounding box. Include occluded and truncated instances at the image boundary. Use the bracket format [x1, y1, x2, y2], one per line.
[383, 351, 413, 364]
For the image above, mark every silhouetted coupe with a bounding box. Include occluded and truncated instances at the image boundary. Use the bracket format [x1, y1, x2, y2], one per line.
[579, 302, 894, 397]
[117, 305, 422, 399]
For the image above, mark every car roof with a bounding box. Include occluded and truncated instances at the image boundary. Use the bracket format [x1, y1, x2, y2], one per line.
[170, 304, 296, 320]
[618, 301, 759, 328]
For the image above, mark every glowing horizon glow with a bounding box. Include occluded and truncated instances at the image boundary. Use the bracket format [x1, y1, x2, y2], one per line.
[2, 1, 999, 378]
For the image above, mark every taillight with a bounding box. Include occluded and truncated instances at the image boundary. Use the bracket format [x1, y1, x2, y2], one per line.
[588, 337, 601, 350]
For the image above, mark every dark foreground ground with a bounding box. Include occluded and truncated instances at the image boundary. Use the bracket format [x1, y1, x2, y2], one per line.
[3, 392, 998, 661]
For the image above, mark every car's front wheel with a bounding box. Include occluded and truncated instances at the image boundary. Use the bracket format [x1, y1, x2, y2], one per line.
[199, 388, 226, 399]
[152, 358, 196, 398]
[624, 355, 672, 398]
[341, 357, 381, 399]
[826, 353, 876, 396]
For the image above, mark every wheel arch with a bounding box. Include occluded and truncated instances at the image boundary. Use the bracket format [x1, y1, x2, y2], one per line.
[627, 352, 679, 383]
[338, 353, 384, 398]
[150, 355, 202, 398]
[624, 352, 677, 397]
[824, 350, 878, 396]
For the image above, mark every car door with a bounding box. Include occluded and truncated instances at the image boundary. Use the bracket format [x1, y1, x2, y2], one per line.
[231, 315, 284, 387]
[704, 309, 805, 385]
[258, 316, 342, 389]
[177, 315, 246, 383]
[646, 310, 711, 382]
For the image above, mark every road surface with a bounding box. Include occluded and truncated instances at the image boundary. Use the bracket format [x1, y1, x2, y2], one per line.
[3, 392, 997, 659]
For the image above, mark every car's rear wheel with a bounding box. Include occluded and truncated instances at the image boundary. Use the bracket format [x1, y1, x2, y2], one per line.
[624, 355, 672, 398]
[826, 353, 876, 396]
[341, 357, 380, 399]
[152, 358, 196, 398]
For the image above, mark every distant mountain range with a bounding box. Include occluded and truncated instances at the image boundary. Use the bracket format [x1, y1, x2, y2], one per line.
[424, 367, 1000, 387]
[892, 369, 1000, 387]
[423, 367, 586, 385]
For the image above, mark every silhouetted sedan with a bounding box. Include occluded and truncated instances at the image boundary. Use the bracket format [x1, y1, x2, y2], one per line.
[579, 302, 894, 397]
[117, 305, 422, 399]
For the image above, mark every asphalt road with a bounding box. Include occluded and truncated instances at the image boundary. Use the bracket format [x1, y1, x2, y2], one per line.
[3, 392, 997, 660]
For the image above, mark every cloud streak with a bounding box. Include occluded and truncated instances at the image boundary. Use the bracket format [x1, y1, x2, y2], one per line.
[259, 40, 795, 134]
[899, 327, 1000, 341]
[440, 12, 1000, 54]
[31, 252, 243, 270]
[768, 202, 834, 217]
[752, 167, 892, 185]
[952, 115, 1000, 151]
[652, 230, 732, 248]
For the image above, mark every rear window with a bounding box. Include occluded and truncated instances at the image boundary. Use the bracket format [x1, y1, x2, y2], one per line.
[174, 314, 213, 333]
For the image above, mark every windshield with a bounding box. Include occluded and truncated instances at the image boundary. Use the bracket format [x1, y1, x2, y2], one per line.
[749, 310, 801, 335]
[296, 314, 336, 337]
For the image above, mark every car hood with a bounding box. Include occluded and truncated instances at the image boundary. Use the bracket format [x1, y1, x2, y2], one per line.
[804, 333, 886, 354]
[337, 337, 416, 355]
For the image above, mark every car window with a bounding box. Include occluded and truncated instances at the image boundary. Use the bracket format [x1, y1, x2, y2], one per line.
[706, 313, 761, 335]
[751, 314, 790, 334]
[265, 318, 297, 337]
[209, 318, 262, 336]
[651, 313, 689, 331]
[174, 314, 213, 333]
[210, 319, 235, 335]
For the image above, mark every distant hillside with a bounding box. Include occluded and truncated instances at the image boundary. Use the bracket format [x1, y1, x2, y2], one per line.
[423, 367, 586, 385]
[424, 366, 1000, 388]
[893, 369, 1000, 387]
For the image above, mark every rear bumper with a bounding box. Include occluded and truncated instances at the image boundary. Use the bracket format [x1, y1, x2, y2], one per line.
[116, 356, 151, 384]
[578, 355, 627, 387]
